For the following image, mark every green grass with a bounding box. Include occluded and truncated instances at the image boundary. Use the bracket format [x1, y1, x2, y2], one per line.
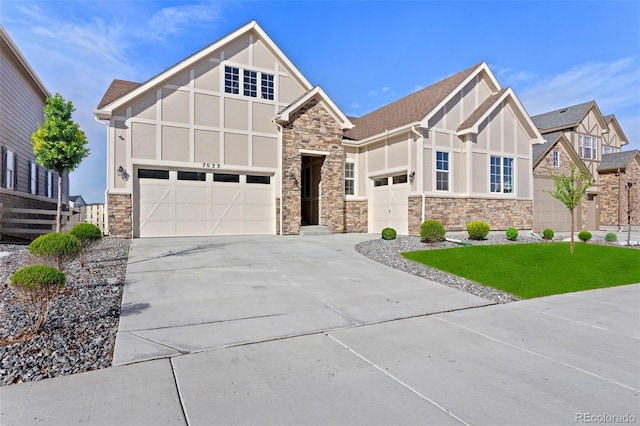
[402, 243, 640, 299]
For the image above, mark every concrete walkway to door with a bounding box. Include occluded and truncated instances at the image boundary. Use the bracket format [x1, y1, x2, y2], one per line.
[112, 234, 492, 365]
[1, 234, 638, 425]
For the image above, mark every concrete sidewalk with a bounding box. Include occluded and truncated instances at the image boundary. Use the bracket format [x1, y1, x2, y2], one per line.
[1, 235, 639, 425]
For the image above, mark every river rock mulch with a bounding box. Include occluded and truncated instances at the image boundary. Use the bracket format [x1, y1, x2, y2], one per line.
[0, 238, 130, 386]
[355, 231, 546, 305]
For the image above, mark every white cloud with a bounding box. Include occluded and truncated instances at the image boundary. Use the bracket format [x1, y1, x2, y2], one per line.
[146, 4, 221, 41]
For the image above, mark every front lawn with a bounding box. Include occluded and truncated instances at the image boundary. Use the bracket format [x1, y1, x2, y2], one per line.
[402, 243, 640, 299]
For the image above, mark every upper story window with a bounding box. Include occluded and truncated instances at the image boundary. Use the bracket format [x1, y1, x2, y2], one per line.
[345, 162, 355, 196]
[552, 150, 560, 167]
[578, 135, 598, 160]
[490, 156, 514, 194]
[261, 74, 274, 100]
[224, 66, 240, 94]
[29, 162, 38, 194]
[3, 148, 15, 190]
[603, 146, 616, 155]
[436, 151, 449, 191]
[243, 70, 257, 97]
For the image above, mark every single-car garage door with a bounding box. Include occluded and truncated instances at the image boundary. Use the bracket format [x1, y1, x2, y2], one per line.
[533, 177, 575, 233]
[369, 174, 409, 235]
[134, 169, 274, 237]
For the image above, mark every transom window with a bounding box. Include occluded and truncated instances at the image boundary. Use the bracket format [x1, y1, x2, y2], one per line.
[392, 174, 408, 184]
[261, 74, 274, 100]
[490, 156, 514, 194]
[247, 175, 270, 184]
[578, 135, 598, 160]
[243, 70, 257, 97]
[213, 173, 240, 183]
[436, 151, 449, 191]
[373, 177, 388, 187]
[224, 66, 240, 94]
[552, 150, 560, 167]
[138, 169, 169, 180]
[345, 162, 355, 196]
[177, 171, 206, 181]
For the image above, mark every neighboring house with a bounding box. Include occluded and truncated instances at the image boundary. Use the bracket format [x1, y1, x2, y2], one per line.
[94, 21, 543, 238]
[531, 101, 630, 231]
[69, 195, 87, 208]
[0, 26, 69, 238]
[597, 150, 640, 229]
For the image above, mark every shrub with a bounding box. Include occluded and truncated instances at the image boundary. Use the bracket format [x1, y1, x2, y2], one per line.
[381, 227, 397, 240]
[420, 219, 445, 243]
[542, 228, 555, 241]
[70, 223, 103, 266]
[578, 230, 592, 242]
[29, 232, 81, 270]
[10, 265, 66, 334]
[605, 233, 617, 242]
[467, 221, 490, 240]
[506, 227, 518, 241]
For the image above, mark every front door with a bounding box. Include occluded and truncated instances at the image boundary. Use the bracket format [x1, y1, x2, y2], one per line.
[301, 156, 323, 225]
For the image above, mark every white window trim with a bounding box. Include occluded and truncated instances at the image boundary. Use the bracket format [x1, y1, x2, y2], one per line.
[435, 150, 450, 192]
[47, 171, 53, 198]
[5, 149, 15, 190]
[490, 155, 515, 194]
[222, 62, 275, 102]
[345, 161, 356, 196]
[30, 162, 37, 194]
[552, 150, 560, 167]
[578, 134, 598, 160]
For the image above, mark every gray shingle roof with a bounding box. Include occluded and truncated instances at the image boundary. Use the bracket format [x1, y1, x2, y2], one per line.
[532, 131, 563, 165]
[598, 150, 640, 172]
[344, 62, 483, 140]
[531, 101, 595, 132]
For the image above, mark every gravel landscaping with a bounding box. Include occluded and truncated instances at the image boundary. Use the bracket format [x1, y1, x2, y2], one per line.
[0, 238, 130, 386]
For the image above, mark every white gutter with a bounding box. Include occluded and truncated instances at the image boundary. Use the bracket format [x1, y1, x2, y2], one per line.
[272, 119, 284, 236]
[342, 121, 422, 147]
[410, 125, 426, 224]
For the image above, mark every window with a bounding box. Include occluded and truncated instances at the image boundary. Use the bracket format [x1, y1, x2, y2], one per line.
[552, 150, 560, 167]
[345, 162, 355, 195]
[392, 174, 408, 184]
[436, 151, 449, 191]
[490, 156, 514, 194]
[3, 149, 16, 190]
[246, 175, 270, 184]
[213, 173, 240, 183]
[46, 171, 53, 197]
[243, 70, 257, 97]
[29, 162, 38, 194]
[138, 169, 169, 179]
[578, 135, 598, 160]
[603, 146, 615, 155]
[373, 177, 388, 187]
[177, 171, 206, 181]
[261, 73, 274, 100]
[224, 66, 239, 94]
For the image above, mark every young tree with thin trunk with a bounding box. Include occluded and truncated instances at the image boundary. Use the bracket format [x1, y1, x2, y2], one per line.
[31, 94, 89, 232]
[547, 162, 592, 253]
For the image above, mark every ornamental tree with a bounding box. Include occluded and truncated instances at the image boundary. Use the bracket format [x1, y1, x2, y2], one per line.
[547, 162, 592, 253]
[31, 94, 89, 232]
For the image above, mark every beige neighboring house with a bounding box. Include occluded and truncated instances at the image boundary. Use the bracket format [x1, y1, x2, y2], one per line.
[0, 26, 68, 239]
[531, 101, 630, 232]
[94, 21, 543, 238]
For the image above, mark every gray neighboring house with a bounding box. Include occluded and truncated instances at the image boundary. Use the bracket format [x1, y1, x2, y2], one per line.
[0, 25, 69, 239]
[69, 195, 87, 208]
[531, 101, 630, 232]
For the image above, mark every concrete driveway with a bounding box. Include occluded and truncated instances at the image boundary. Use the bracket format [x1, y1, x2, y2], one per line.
[1, 234, 639, 426]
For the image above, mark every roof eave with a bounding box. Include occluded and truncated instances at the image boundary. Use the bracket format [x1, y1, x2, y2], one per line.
[275, 86, 354, 130]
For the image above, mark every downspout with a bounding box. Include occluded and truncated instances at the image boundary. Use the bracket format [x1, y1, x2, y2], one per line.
[273, 119, 284, 236]
[410, 125, 426, 224]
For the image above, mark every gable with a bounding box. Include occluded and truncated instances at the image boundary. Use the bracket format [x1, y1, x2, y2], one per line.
[577, 106, 608, 137]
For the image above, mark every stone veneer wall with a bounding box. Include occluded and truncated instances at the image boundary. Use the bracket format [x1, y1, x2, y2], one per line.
[344, 200, 367, 233]
[408, 195, 533, 235]
[281, 99, 345, 234]
[599, 160, 640, 227]
[107, 193, 132, 238]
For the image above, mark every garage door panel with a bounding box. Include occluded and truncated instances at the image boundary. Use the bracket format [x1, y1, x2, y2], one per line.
[175, 185, 208, 200]
[369, 181, 409, 235]
[212, 204, 243, 218]
[139, 221, 173, 238]
[139, 202, 173, 219]
[175, 203, 210, 219]
[245, 220, 272, 234]
[175, 220, 209, 236]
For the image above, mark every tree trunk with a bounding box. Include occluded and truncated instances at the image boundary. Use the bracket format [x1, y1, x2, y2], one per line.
[570, 208, 575, 253]
[56, 171, 62, 233]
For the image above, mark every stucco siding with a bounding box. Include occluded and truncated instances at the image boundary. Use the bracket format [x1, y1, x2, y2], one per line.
[252, 136, 277, 168]
[131, 123, 157, 159]
[161, 126, 190, 162]
[387, 136, 407, 169]
[194, 130, 220, 163]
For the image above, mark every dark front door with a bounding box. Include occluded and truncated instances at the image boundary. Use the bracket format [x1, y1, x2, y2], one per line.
[301, 156, 323, 225]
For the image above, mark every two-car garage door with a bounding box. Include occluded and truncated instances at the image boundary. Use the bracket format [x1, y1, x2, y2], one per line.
[134, 169, 274, 237]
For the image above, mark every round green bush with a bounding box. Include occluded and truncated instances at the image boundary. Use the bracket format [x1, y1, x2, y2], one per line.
[381, 227, 397, 240]
[69, 223, 102, 242]
[420, 219, 445, 242]
[605, 232, 617, 242]
[10, 265, 66, 290]
[542, 228, 554, 240]
[578, 230, 592, 242]
[29, 232, 81, 269]
[506, 227, 518, 241]
[467, 221, 490, 240]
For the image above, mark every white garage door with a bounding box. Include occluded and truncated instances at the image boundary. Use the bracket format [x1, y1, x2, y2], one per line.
[533, 177, 573, 233]
[134, 169, 274, 237]
[369, 174, 409, 235]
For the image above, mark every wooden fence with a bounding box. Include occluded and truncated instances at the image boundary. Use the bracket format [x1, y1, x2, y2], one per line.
[0, 203, 108, 240]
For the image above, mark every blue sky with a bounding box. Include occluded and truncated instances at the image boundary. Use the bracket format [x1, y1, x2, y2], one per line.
[2, 0, 639, 203]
